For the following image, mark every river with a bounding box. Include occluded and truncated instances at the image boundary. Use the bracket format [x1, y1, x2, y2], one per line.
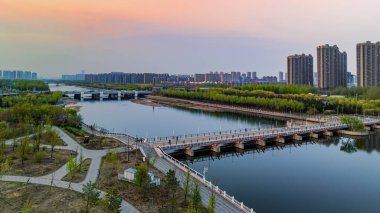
[51, 84, 380, 213]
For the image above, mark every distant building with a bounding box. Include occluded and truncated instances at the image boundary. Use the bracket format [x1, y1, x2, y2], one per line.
[287, 54, 313, 86]
[313, 72, 318, 87]
[252, 72, 257, 80]
[261, 76, 278, 83]
[279, 72, 284, 82]
[317, 44, 347, 90]
[62, 70, 86, 81]
[356, 41, 380, 87]
[194, 73, 206, 82]
[347, 72, 356, 87]
[0, 70, 37, 80]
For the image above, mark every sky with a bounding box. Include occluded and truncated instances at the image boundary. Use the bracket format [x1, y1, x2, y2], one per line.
[0, 0, 379, 78]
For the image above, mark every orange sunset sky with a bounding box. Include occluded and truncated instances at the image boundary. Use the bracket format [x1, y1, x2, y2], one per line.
[0, 0, 379, 77]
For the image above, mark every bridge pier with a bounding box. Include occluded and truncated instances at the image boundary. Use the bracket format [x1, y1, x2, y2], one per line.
[234, 141, 244, 149]
[275, 136, 285, 144]
[256, 138, 266, 146]
[184, 147, 194, 157]
[118, 91, 121, 101]
[365, 126, 372, 131]
[323, 130, 334, 136]
[210, 144, 221, 153]
[309, 132, 319, 139]
[293, 134, 303, 141]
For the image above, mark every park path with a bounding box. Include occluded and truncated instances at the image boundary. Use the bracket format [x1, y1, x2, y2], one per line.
[0, 127, 140, 213]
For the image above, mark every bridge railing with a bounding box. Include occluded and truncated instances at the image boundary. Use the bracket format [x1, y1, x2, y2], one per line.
[155, 146, 254, 213]
[81, 122, 139, 141]
[157, 122, 350, 148]
[148, 122, 345, 143]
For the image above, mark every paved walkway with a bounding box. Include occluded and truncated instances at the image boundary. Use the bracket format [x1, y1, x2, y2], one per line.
[0, 127, 140, 213]
[138, 143, 248, 213]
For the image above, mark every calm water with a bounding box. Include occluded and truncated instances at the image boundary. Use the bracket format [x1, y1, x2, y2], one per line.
[74, 101, 283, 138]
[52, 84, 380, 213]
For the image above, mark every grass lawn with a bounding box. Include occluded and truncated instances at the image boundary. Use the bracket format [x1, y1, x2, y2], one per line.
[98, 150, 188, 212]
[61, 159, 91, 183]
[62, 126, 126, 149]
[1, 146, 75, 176]
[0, 182, 87, 212]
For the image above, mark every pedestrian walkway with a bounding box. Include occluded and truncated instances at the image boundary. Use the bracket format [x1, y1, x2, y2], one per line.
[0, 127, 140, 213]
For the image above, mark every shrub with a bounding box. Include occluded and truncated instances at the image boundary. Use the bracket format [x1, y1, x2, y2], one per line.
[34, 151, 46, 163]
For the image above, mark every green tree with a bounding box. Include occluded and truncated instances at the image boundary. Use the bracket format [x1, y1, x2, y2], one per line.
[340, 116, 365, 132]
[207, 193, 216, 213]
[0, 158, 12, 176]
[183, 167, 191, 204]
[34, 126, 43, 152]
[164, 169, 179, 212]
[46, 128, 59, 159]
[192, 182, 202, 213]
[82, 181, 101, 212]
[106, 151, 118, 168]
[18, 137, 30, 165]
[22, 199, 32, 213]
[67, 157, 78, 180]
[187, 198, 195, 213]
[102, 188, 122, 213]
[134, 165, 149, 187]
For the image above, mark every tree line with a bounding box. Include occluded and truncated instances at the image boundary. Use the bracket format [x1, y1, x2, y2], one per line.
[160, 87, 380, 115]
[0, 91, 63, 107]
[0, 79, 49, 92]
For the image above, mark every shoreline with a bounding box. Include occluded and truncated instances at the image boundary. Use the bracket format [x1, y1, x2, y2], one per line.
[147, 95, 323, 123]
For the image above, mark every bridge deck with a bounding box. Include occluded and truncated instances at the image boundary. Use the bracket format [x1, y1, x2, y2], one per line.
[149, 117, 380, 150]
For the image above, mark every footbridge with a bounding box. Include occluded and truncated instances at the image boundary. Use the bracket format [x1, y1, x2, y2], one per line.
[64, 89, 151, 101]
[148, 117, 380, 156]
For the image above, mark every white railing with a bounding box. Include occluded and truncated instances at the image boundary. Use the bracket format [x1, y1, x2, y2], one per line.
[156, 146, 254, 213]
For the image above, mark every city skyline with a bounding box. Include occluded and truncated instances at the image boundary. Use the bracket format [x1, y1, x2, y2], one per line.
[1, 1, 380, 78]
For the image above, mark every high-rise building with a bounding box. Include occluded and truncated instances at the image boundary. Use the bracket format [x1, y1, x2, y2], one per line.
[347, 72, 356, 87]
[287, 54, 313, 86]
[317, 44, 347, 90]
[252, 72, 257, 80]
[247, 72, 252, 81]
[279, 72, 284, 82]
[356, 41, 380, 87]
[194, 74, 205, 82]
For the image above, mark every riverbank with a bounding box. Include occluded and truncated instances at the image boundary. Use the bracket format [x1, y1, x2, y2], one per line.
[147, 95, 232, 113]
[147, 95, 325, 123]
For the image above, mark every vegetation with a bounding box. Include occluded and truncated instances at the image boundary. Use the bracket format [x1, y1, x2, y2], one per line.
[331, 86, 380, 100]
[0, 182, 88, 212]
[0, 79, 49, 92]
[0, 91, 63, 107]
[161, 89, 305, 112]
[62, 126, 125, 149]
[82, 181, 101, 212]
[98, 151, 205, 212]
[159, 84, 380, 115]
[340, 116, 366, 132]
[101, 188, 122, 212]
[0, 145, 74, 176]
[235, 83, 316, 94]
[207, 194, 216, 213]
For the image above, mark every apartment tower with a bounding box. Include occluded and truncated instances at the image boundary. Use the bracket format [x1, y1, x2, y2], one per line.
[287, 54, 313, 85]
[317, 44, 347, 90]
[356, 41, 380, 87]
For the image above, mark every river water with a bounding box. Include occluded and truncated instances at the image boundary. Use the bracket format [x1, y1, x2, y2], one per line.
[51, 84, 380, 213]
